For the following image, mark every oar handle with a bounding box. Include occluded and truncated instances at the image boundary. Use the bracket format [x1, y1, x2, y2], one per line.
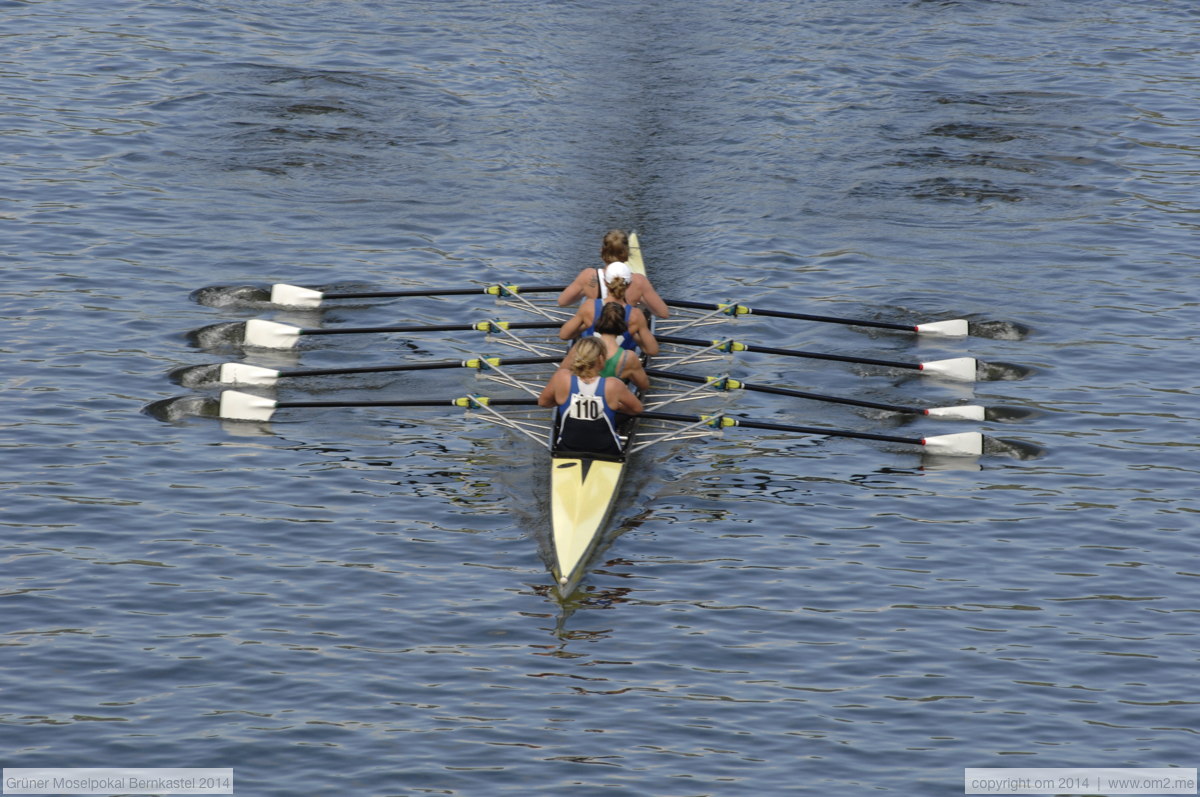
[665, 298, 916, 332]
[491, 321, 564, 330]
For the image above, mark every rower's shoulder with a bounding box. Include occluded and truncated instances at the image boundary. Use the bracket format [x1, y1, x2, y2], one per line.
[564, 266, 596, 284]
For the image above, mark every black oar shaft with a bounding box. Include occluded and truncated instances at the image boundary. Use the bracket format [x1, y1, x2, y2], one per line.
[747, 308, 913, 331]
[740, 342, 919, 370]
[728, 417, 922, 445]
[301, 323, 473, 336]
[665, 298, 914, 332]
[298, 321, 561, 336]
[279, 355, 561, 379]
[322, 285, 569, 300]
[275, 398, 541, 410]
[639, 411, 923, 446]
[281, 362, 465, 378]
[656, 335, 920, 371]
[645, 368, 920, 414]
[325, 289, 483, 299]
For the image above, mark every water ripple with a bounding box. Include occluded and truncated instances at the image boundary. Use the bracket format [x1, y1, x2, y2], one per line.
[3, 0, 1200, 793]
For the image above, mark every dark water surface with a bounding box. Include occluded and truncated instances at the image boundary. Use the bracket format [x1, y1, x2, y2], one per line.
[3, 2, 1198, 795]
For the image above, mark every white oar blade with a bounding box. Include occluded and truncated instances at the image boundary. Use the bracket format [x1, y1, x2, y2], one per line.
[919, 356, 977, 381]
[218, 363, 282, 387]
[921, 431, 984, 457]
[924, 404, 986, 421]
[915, 319, 968, 337]
[270, 283, 324, 308]
[219, 390, 278, 421]
[244, 319, 302, 349]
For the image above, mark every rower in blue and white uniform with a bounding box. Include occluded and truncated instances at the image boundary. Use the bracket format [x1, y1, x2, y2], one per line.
[556, 261, 658, 355]
[558, 303, 650, 391]
[538, 337, 643, 455]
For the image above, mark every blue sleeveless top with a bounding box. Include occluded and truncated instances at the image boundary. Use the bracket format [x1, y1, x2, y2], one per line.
[555, 375, 621, 454]
[582, 299, 637, 351]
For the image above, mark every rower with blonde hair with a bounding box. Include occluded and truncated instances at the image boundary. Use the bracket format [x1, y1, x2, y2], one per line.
[538, 336, 643, 456]
[557, 229, 669, 318]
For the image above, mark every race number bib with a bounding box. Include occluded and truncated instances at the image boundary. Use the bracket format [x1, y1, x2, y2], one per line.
[567, 394, 604, 421]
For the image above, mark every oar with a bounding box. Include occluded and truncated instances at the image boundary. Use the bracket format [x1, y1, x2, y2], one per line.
[217, 356, 562, 387]
[646, 368, 985, 420]
[656, 334, 977, 381]
[641, 411, 984, 457]
[219, 391, 540, 422]
[271, 282, 569, 308]
[220, 393, 983, 454]
[665, 299, 968, 336]
[242, 319, 562, 349]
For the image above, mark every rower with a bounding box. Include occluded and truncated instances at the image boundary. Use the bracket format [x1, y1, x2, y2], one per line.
[556, 229, 670, 318]
[560, 302, 651, 391]
[538, 337, 643, 456]
[556, 263, 659, 355]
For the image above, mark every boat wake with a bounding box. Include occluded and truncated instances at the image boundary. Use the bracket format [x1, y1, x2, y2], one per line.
[970, 319, 1032, 340]
[984, 405, 1040, 423]
[169, 363, 223, 387]
[190, 285, 273, 308]
[186, 321, 246, 351]
[984, 436, 1046, 460]
[142, 395, 219, 423]
[978, 360, 1036, 381]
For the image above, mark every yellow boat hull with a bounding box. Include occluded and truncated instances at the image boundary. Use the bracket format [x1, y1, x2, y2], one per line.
[549, 231, 647, 590]
[550, 455, 626, 587]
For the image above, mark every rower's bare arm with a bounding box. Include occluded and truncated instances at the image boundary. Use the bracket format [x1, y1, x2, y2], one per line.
[626, 359, 650, 392]
[556, 269, 594, 307]
[637, 276, 670, 319]
[639, 331, 659, 356]
[560, 344, 577, 372]
[612, 382, 643, 414]
[558, 311, 586, 341]
[537, 371, 566, 407]
[632, 312, 659, 355]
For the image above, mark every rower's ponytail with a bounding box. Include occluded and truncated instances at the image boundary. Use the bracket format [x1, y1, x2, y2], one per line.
[570, 337, 606, 375]
[606, 274, 628, 302]
[594, 301, 628, 336]
[600, 229, 629, 264]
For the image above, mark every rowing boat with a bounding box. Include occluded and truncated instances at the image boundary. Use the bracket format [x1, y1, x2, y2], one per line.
[548, 232, 649, 590]
[175, 236, 999, 595]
